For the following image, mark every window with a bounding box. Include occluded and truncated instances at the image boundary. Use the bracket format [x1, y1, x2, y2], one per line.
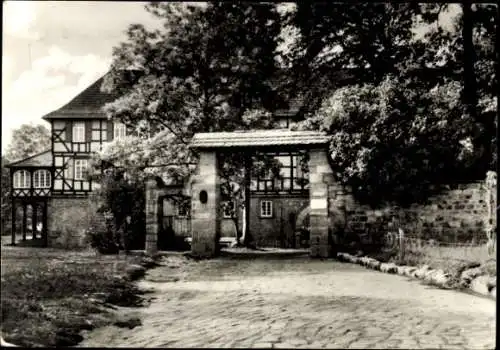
[53, 121, 66, 140]
[277, 118, 289, 128]
[13, 170, 30, 188]
[260, 200, 273, 218]
[74, 159, 88, 180]
[101, 122, 108, 141]
[33, 170, 51, 188]
[91, 120, 108, 142]
[114, 122, 127, 140]
[223, 201, 235, 218]
[253, 152, 308, 193]
[72, 122, 85, 142]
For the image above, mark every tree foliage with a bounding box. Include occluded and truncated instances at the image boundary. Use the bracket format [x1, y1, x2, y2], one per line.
[87, 167, 145, 252]
[419, 3, 498, 173]
[288, 3, 497, 207]
[101, 2, 282, 137]
[296, 76, 474, 206]
[284, 3, 424, 114]
[4, 124, 51, 162]
[99, 1, 496, 213]
[96, 2, 285, 246]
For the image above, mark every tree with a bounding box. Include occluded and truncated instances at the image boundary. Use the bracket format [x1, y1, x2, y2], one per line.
[416, 3, 497, 173]
[97, 2, 285, 247]
[4, 124, 51, 162]
[286, 3, 497, 207]
[284, 3, 423, 115]
[295, 75, 473, 207]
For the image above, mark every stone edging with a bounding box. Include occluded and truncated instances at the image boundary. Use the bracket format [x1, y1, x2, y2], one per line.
[336, 252, 496, 300]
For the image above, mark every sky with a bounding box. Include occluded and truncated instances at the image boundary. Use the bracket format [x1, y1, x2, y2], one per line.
[1, 1, 459, 153]
[2, 1, 164, 152]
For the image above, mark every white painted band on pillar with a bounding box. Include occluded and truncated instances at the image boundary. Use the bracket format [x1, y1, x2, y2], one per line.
[316, 165, 331, 174]
[312, 188, 328, 197]
[311, 198, 328, 210]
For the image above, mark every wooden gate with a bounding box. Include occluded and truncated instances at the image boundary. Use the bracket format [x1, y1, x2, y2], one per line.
[158, 197, 191, 251]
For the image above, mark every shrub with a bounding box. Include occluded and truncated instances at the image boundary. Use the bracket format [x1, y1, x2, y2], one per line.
[85, 211, 119, 255]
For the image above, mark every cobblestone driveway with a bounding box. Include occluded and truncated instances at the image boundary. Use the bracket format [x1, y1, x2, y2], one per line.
[81, 256, 495, 349]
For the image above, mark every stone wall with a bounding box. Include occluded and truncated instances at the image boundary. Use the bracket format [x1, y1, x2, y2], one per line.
[47, 196, 91, 248]
[328, 173, 496, 244]
[144, 178, 185, 253]
[485, 171, 497, 231]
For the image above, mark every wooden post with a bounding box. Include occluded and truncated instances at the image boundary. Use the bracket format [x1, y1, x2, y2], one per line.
[11, 200, 16, 246]
[22, 203, 27, 241]
[43, 201, 48, 247]
[32, 203, 37, 239]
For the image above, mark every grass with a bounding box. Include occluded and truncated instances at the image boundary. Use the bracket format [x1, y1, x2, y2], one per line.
[1, 246, 150, 347]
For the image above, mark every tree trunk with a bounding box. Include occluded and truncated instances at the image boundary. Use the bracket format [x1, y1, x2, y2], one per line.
[243, 154, 253, 247]
[462, 2, 477, 116]
[232, 215, 242, 246]
[240, 207, 246, 244]
[461, 2, 492, 173]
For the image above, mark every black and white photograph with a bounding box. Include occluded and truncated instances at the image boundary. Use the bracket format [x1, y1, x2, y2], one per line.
[1, 1, 497, 348]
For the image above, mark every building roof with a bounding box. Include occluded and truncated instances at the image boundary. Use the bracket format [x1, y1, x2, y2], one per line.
[190, 130, 330, 149]
[42, 75, 114, 120]
[6, 150, 52, 168]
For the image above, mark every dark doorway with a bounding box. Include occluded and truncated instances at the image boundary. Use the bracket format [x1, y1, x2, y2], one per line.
[158, 197, 191, 251]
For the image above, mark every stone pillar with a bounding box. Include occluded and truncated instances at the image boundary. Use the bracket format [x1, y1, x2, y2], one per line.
[145, 178, 159, 254]
[191, 150, 220, 258]
[486, 171, 497, 230]
[309, 148, 334, 258]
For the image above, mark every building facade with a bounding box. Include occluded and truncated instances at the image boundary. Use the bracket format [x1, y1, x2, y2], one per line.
[7, 73, 317, 250]
[9, 73, 492, 254]
[7, 76, 132, 247]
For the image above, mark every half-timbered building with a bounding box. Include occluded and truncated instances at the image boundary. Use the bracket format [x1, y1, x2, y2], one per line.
[6, 72, 329, 252]
[6, 75, 130, 247]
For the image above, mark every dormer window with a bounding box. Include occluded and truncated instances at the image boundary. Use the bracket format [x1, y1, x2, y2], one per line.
[114, 122, 127, 140]
[72, 122, 85, 142]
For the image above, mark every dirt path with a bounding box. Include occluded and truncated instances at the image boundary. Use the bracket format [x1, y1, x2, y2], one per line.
[80, 256, 495, 349]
